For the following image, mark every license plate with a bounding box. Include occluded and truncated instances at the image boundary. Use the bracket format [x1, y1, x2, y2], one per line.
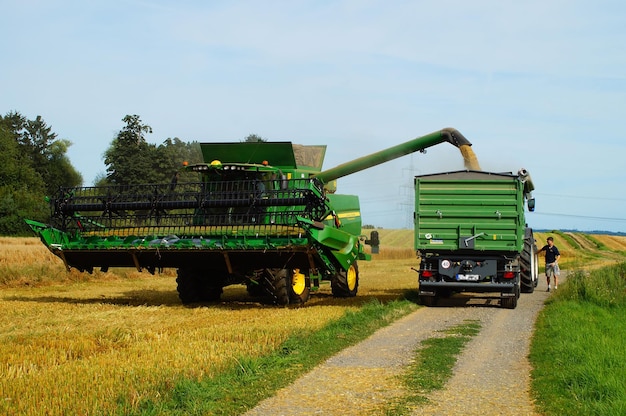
[457, 274, 480, 281]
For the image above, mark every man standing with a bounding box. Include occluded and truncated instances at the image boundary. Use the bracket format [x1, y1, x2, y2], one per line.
[538, 236, 561, 292]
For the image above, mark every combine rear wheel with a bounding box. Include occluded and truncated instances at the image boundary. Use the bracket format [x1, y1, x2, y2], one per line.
[290, 269, 311, 304]
[259, 268, 311, 305]
[331, 262, 359, 297]
[246, 280, 265, 297]
[264, 268, 291, 305]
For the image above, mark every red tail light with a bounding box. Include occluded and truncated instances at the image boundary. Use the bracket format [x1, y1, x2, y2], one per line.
[503, 271, 515, 279]
[421, 270, 433, 278]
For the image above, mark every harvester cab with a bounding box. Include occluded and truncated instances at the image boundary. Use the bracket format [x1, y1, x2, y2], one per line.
[26, 128, 473, 306]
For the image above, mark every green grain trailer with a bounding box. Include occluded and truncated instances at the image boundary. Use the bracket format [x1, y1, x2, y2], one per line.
[414, 169, 538, 309]
[27, 128, 472, 306]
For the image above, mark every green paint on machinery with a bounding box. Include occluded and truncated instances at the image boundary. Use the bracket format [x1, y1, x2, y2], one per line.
[414, 169, 538, 309]
[26, 128, 471, 305]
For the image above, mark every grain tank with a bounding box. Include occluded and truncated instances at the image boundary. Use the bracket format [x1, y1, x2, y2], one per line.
[27, 128, 472, 305]
[414, 169, 538, 309]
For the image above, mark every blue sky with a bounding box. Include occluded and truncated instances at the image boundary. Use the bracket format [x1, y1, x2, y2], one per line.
[2, 0, 626, 232]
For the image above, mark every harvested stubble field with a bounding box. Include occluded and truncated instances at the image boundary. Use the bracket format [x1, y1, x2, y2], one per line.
[0, 233, 418, 415]
[1, 229, 624, 415]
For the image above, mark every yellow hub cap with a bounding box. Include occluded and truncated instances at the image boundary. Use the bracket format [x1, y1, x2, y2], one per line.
[347, 265, 357, 291]
[292, 269, 306, 295]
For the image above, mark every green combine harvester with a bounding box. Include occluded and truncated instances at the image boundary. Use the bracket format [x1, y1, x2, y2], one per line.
[26, 128, 472, 305]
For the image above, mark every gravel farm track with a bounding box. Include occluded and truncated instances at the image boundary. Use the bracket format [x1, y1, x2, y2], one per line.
[245, 276, 558, 416]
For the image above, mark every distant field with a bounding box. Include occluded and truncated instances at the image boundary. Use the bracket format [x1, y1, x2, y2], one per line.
[367, 228, 626, 270]
[365, 228, 414, 248]
[534, 231, 626, 269]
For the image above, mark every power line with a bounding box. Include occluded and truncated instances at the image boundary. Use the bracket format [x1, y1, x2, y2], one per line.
[533, 212, 626, 222]
[534, 192, 626, 202]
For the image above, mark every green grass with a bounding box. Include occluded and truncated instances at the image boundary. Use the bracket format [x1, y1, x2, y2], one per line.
[530, 262, 626, 415]
[382, 320, 481, 415]
[585, 234, 607, 251]
[554, 230, 580, 250]
[122, 299, 419, 415]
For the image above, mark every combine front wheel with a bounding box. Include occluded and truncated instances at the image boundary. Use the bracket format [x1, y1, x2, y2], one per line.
[176, 268, 223, 304]
[331, 262, 359, 297]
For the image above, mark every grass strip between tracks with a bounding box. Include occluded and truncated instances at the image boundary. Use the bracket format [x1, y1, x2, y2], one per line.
[123, 298, 419, 415]
[381, 320, 481, 415]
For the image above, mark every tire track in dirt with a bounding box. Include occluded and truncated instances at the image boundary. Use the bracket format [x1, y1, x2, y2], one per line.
[243, 307, 471, 416]
[414, 286, 550, 415]
[244, 280, 554, 416]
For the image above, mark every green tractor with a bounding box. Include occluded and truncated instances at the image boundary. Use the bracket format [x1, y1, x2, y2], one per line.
[26, 128, 472, 305]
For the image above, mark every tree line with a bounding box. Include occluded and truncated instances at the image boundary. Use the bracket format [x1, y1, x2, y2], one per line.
[0, 112, 203, 235]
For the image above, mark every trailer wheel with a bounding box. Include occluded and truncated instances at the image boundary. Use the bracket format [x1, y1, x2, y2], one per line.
[331, 262, 359, 297]
[520, 228, 538, 293]
[501, 296, 517, 309]
[419, 294, 438, 307]
[501, 284, 520, 309]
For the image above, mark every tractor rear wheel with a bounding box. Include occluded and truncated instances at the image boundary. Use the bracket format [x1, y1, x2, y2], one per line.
[520, 228, 539, 293]
[331, 262, 359, 297]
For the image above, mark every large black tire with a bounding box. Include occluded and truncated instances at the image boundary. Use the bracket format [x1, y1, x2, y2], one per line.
[265, 268, 291, 305]
[501, 284, 520, 309]
[520, 228, 539, 293]
[176, 268, 223, 304]
[419, 294, 438, 307]
[176, 268, 200, 304]
[331, 262, 359, 297]
[246, 280, 266, 298]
